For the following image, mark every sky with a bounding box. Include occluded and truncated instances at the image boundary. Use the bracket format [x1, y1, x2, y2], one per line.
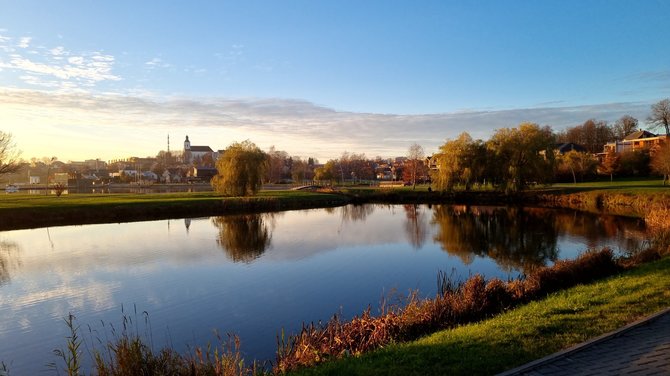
[0, 0, 669, 163]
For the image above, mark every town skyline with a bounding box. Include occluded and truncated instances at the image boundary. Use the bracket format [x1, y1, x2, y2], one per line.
[1, 1, 669, 162]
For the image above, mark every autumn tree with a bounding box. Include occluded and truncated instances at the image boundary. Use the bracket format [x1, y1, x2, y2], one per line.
[0, 132, 21, 178]
[266, 146, 289, 183]
[314, 160, 337, 185]
[487, 123, 556, 193]
[211, 140, 267, 196]
[600, 149, 620, 182]
[557, 150, 598, 184]
[648, 98, 670, 135]
[405, 143, 425, 190]
[431, 132, 485, 192]
[612, 115, 638, 140]
[651, 143, 670, 185]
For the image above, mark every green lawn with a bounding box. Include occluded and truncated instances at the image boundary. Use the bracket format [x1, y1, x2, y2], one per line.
[0, 190, 340, 209]
[290, 257, 670, 376]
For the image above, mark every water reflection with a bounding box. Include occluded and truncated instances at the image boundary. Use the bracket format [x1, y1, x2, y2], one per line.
[432, 205, 646, 272]
[211, 213, 276, 263]
[339, 204, 376, 222]
[403, 204, 428, 249]
[433, 205, 559, 272]
[0, 240, 21, 285]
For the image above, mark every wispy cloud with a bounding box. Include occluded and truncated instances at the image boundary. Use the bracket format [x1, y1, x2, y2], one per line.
[145, 57, 172, 69]
[0, 34, 120, 90]
[0, 88, 655, 161]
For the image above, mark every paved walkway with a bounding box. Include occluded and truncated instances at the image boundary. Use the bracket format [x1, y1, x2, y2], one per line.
[498, 308, 670, 376]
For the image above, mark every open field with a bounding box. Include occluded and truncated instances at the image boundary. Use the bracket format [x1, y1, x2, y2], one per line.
[290, 256, 670, 376]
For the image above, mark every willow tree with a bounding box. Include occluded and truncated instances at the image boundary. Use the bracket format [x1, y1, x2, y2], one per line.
[431, 132, 485, 192]
[211, 140, 267, 196]
[487, 123, 556, 193]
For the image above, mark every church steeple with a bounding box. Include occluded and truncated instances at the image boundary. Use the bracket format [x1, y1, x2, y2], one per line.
[184, 135, 191, 151]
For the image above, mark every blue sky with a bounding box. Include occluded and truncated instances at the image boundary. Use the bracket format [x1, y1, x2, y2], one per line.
[0, 0, 668, 162]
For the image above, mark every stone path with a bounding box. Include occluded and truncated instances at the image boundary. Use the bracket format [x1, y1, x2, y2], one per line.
[498, 308, 670, 376]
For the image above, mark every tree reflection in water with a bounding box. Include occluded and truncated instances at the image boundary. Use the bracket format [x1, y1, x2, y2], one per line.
[0, 240, 21, 285]
[432, 205, 559, 272]
[339, 204, 376, 222]
[211, 213, 276, 263]
[403, 204, 428, 249]
[432, 205, 647, 273]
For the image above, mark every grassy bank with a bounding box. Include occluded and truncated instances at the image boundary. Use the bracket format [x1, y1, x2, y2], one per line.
[2, 179, 669, 230]
[0, 191, 349, 230]
[290, 256, 670, 376]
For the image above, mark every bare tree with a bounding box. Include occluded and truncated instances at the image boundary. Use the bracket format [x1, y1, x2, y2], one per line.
[406, 143, 425, 190]
[612, 115, 638, 140]
[0, 132, 21, 178]
[648, 98, 670, 135]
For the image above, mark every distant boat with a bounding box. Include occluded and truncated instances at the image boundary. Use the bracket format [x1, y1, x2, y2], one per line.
[5, 184, 19, 193]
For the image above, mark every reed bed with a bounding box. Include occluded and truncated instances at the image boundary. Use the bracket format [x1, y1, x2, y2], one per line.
[645, 203, 670, 254]
[274, 248, 624, 373]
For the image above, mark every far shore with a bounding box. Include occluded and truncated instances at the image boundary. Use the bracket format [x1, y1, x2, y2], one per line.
[0, 180, 669, 231]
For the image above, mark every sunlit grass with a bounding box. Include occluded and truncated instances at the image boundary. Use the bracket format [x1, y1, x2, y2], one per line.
[290, 256, 670, 376]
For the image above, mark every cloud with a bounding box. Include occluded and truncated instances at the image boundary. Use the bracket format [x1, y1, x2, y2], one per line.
[18, 36, 31, 48]
[0, 88, 656, 161]
[0, 33, 120, 90]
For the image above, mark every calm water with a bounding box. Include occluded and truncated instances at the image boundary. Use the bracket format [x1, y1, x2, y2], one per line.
[0, 204, 646, 373]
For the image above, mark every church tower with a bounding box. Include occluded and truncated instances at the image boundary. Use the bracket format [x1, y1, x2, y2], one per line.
[184, 135, 191, 164]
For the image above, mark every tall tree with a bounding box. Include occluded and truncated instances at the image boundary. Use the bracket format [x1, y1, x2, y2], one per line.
[612, 115, 638, 140]
[211, 140, 267, 196]
[405, 143, 425, 190]
[0, 132, 21, 178]
[650, 143, 670, 185]
[647, 98, 670, 135]
[487, 123, 556, 193]
[558, 119, 613, 153]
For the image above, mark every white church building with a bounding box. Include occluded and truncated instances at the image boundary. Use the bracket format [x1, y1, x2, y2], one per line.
[183, 135, 214, 164]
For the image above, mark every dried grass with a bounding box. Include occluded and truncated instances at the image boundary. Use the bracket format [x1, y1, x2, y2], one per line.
[274, 248, 625, 373]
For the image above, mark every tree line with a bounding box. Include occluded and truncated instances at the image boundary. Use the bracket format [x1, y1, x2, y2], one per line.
[1, 99, 669, 195]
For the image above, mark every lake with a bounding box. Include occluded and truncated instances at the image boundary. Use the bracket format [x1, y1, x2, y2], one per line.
[0, 204, 646, 373]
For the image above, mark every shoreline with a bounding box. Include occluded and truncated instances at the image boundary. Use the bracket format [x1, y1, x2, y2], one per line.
[1, 186, 669, 231]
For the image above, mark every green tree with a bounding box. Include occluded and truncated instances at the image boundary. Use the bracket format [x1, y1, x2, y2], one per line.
[211, 140, 267, 196]
[647, 98, 670, 135]
[431, 133, 487, 191]
[650, 143, 670, 185]
[0, 131, 21, 178]
[487, 123, 556, 193]
[314, 160, 337, 185]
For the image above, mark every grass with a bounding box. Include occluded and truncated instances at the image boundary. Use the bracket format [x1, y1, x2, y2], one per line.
[0, 190, 349, 230]
[289, 256, 670, 376]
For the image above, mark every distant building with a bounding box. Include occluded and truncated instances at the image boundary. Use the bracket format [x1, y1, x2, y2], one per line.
[603, 131, 669, 154]
[183, 135, 214, 164]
